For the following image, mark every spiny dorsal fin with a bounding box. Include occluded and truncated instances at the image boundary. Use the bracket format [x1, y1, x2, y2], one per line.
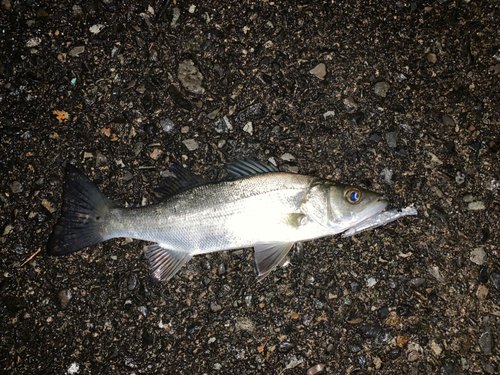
[254, 242, 294, 282]
[227, 159, 278, 180]
[154, 164, 209, 201]
[144, 244, 192, 283]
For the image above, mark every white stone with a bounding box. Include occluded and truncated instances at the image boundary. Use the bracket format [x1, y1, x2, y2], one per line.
[182, 139, 199, 151]
[89, 24, 105, 34]
[243, 122, 253, 135]
[323, 110, 335, 119]
[468, 201, 485, 210]
[470, 248, 487, 265]
[280, 153, 295, 161]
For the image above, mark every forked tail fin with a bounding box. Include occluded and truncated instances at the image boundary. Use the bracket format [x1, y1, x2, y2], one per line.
[47, 163, 116, 256]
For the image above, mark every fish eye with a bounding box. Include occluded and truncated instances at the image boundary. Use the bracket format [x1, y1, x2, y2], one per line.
[345, 188, 362, 204]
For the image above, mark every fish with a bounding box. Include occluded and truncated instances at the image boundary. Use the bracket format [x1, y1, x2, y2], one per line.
[47, 159, 409, 282]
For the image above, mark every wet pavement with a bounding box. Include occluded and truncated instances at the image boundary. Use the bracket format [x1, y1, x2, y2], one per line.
[1, 0, 499, 374]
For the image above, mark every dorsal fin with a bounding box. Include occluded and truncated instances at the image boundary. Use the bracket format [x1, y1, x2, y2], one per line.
[227, 159, 278, 179]
[154, 164, 209, 201]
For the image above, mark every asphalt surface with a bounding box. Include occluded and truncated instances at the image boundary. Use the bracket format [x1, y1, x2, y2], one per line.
[1, 0, 499, 374]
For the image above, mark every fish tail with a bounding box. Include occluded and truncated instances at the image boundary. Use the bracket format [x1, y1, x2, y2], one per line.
[47, 163, 116, 256]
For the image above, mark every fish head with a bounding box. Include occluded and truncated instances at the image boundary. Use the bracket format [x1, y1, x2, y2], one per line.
[301, 181, 388, 233]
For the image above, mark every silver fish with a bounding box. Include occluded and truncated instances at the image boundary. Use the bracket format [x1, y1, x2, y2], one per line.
[47, 160, 397, 282]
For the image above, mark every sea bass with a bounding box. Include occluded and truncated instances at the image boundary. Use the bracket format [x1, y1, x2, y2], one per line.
[47, 159, 407, 282]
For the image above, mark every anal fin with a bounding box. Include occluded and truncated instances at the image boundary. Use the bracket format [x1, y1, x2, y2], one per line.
[144, 244, 192, 282]
[254, 242, 294, 282]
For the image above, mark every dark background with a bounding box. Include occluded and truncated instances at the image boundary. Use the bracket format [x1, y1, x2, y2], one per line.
[1, 0, 499, 373]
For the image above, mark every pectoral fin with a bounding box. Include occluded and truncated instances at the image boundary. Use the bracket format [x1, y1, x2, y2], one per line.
[144, 244, 192, 282]
[254, 242, 294, 282]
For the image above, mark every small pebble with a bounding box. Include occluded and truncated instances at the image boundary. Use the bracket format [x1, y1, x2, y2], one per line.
[214, 117, 232, 133]
[89, 24, 105, 34]
[72, 5, 83, 17]
[490, 272, 500, 292]
[478, 266, 488, 284]
[207, 108, 220, 120]
[361, 323, 383, 339]
[342, 98, 358, 111]
[178, 59, 205, 94]
[455, 171, 465, 185]
[160, 119, 175, 133]
[281, 153, 295, 161]
[67, 363, 80, 375]
[476, 284, 488, 299]
[1, 0, 12, 11]
[278, 342, 293, 353]
[307, 363, 325, 375]
[10, 181, 23, 193]
[69, 46, 85, 57]
[410, 278, 426, 287]
[468, 201, 485, 210]
[373, 81, 390, 97]
[304, 275, 314, 286]
[217, 263, 226, 276]
[182, 139, 199, 151]
[378, 306, 389, 319]
[479, 331, 492, 355]
[373, 357, 382, 370]
[442, 115, 455, 126]
[430, 340, 442, 356]
[349, 343, 362, 353]
[381, 168, 393, 185]
[210, 302, 222, 312]
[463, 194, 475, 203]
[389, 348, 401, 359]
[407, 350, 419, 361]
[58, 289, 72, 309]
[26, 37, 42, 48]
[150, 148, 163, 160]
[385, 131, 398, 148]
[429, 266, 444, 282]
[309, 63, 326, 79]
[243, 122, 253, 135]
[323, 110, 335, 119]
[127, 273, 137, 291]
[470, 248, 487, 265]
[138, 306, 147, 317]
[171, 7, 180, 27]
[427, 53, 437, 63]
[285, 355, 303, 369]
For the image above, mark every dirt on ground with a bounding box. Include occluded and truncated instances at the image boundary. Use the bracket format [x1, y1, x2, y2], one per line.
[1, 0, 499, 374]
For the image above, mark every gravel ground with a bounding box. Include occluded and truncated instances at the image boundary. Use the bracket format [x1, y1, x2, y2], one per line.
[1, 0, 499, 374]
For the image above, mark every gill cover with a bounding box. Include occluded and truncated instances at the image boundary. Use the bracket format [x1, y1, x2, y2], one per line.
[300, 181, 335, 228]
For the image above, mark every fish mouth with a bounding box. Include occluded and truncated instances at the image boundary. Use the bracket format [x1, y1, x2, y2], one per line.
[363, 197, 389, 220]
